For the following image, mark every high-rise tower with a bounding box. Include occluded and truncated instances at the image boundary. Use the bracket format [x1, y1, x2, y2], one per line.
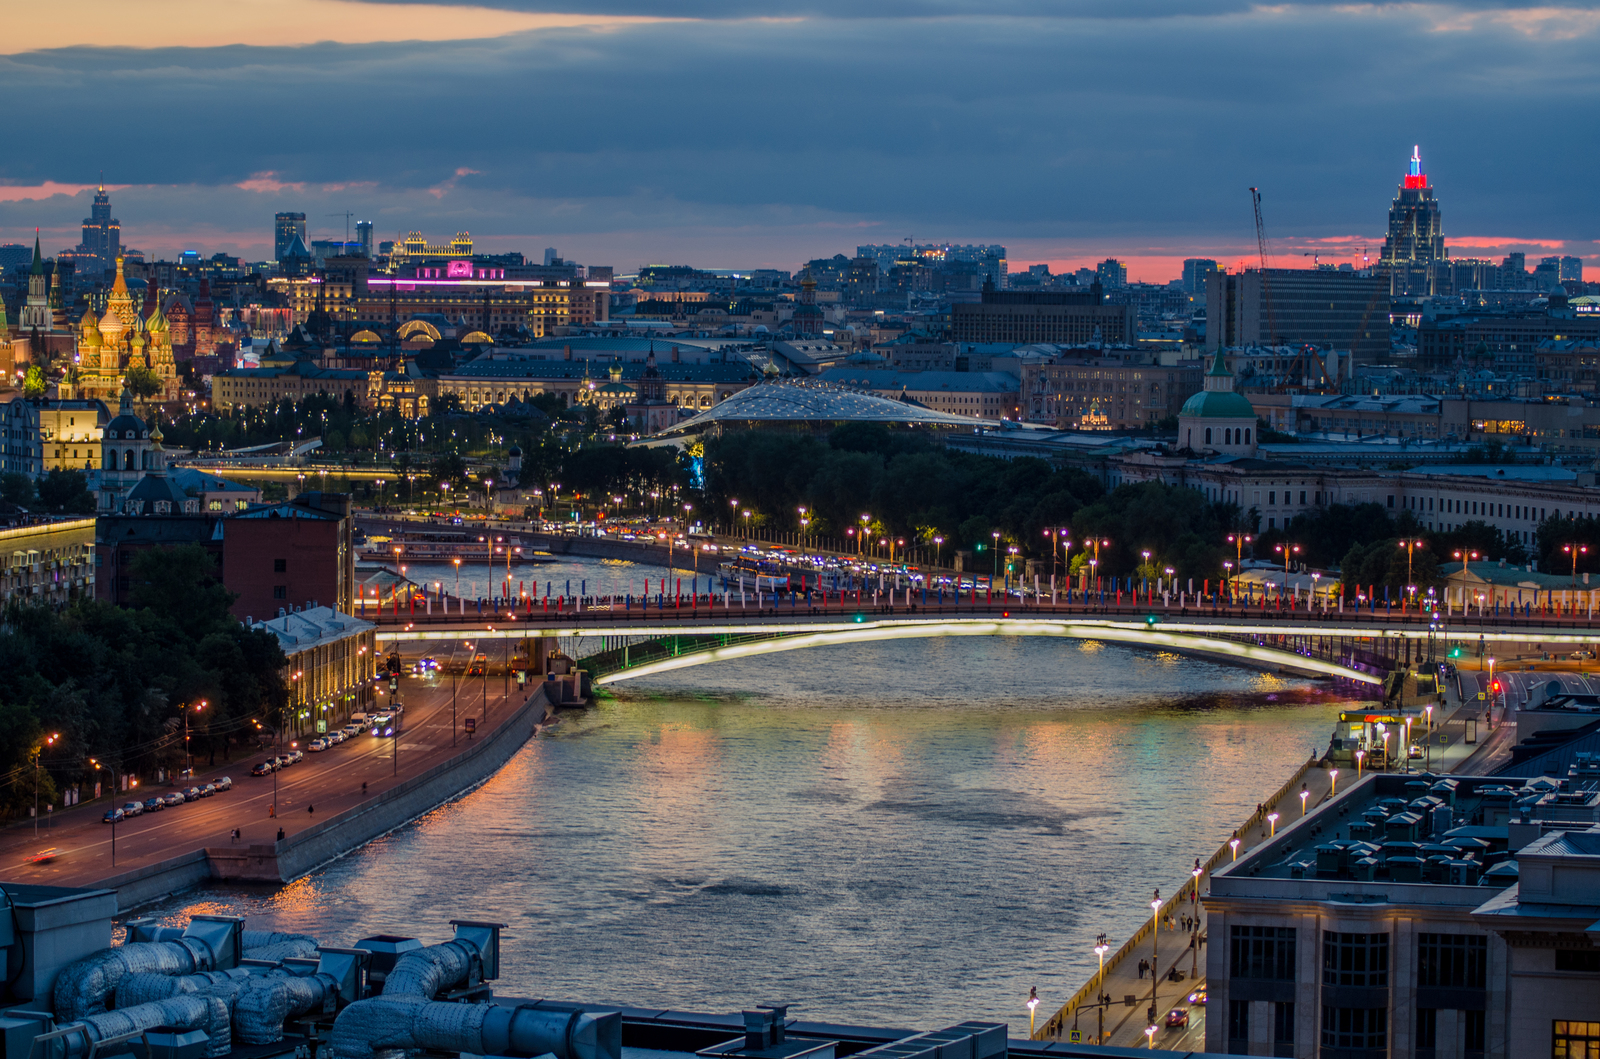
[275, 212, 307, 261]
[78, 183, 121, 267]
[1379, 145, 1445, 296]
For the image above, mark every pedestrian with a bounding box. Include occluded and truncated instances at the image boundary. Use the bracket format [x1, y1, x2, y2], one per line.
[276, 827, 285, 841]
[362, 781, 368, 795]
[269, 803, 276, 818]
[308, 804, 314, 815]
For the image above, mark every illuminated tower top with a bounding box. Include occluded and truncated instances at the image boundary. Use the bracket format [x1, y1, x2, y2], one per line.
[1404, 145, 1427, 189]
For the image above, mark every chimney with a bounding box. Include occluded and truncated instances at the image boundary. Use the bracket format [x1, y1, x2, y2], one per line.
[672, 345, 680, 363]
[564, 344, 572, 361]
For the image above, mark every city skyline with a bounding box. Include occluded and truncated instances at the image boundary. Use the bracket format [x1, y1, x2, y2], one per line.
[0, 0, 1595, 278]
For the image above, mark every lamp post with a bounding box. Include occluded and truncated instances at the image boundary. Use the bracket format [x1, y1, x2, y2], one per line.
[1027, 988, 1039, 1038]
[1299, 783, 1309, 815]
[729, 497, 739, 535]
[1140, 550, 1151, 596]
[91, 758, 111, 865]
[453, 556, 462, 604]
[33, 733, 58, 837]
[859, 513, 871, 555]
[1398, 537, 1425, 586]
[1148, 889, 1161, 1030]
[1093, 935, 1110, 1044]
[1267, 811, 1279, 836]
[1226, 532, 1253, 575]
[1565, 543, 1589, 588]
[1356, 748, 1365, 779]
[1190, 859, 1202, 976]
[1274, 543, 1302, 603]
[934, 535, 944, 571]
[182, 700, 207, 773]
[743, 508, 752, 539]
[991, 531, 1001, 580]
[1229, 833, 1241, 860]
[1330, 768, 1339, 796]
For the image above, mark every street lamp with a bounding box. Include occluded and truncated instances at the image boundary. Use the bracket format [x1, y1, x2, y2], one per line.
[991, 531, 1001, 579]
[1565, 543, 1589, 587]
[1229, 833, 1241, 860]
[1299, 783, 1309, 815]
[1027, 987, 1039, 1037]
[1398, 538, 1425, 585]
[1267, 810, 1279, 836]
[90, 757, 112, 865]
[1147, 889, 1161, 1031]
[33, 733, 59, 837]
[1330, 768, 1339, 796]
[182, 700, 207, 773]
[1226, 532, 1253, 573]
[1356, 748, 1365, 778]
[1274, 543, 1302, 601]
[934, 535, 944, 571]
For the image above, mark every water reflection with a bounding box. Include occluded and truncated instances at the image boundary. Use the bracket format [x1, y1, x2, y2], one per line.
[142, 637, 1348, 1028]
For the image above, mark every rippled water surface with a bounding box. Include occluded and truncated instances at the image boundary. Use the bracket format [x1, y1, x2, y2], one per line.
[150, 630, 1349, 1028]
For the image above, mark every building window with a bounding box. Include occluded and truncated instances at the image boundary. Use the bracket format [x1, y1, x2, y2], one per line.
[1232, 925, 1297, 980]
[1321, 1007, 1386, 1050]
[274, 558, 287, 573]
[1466, 1010, 1485, 1053]
[273, 586, 287, 599]
[1323, 931, 1388, 987]
[1228, 1000, 1249, 1050]
[1417, 1007, 1436, 1050]
[1273, 1002, 1294, 1046]
[1417, 933, 1486, 988]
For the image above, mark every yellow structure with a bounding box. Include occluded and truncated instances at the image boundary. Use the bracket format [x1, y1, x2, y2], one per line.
[73, 257, 179, 403]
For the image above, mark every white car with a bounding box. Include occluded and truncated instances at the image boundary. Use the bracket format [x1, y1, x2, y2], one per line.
[308, 738, 330, 752]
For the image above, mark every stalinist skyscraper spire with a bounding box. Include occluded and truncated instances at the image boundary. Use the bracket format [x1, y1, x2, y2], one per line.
[1378, 145, 1445, 297]
[78, 180, 121, 268]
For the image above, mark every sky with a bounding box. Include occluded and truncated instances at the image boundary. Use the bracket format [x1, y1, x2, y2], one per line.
[1, 0, 1597, 282]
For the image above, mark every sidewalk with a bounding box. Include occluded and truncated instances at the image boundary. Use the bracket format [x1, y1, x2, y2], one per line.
[1045, 668, 1510, 1049]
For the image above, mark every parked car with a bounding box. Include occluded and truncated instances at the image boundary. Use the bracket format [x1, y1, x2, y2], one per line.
[342, 724, 361, 738]
[102, 808, 124, 824]
[251, 762, 274, 777]
[183, 787, 202, 801]
[121, 801, 144, 818]
[1165, 1008, 1189, 1029]
[142, 797, 165, 813]
[308, 738, 330, 752]
[216, 776, 233, 791]
[286, 749, 305, 764]
[162, 792, 184, 807]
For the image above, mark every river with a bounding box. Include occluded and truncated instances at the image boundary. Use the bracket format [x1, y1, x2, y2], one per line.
[147, 571, 1355, 1031]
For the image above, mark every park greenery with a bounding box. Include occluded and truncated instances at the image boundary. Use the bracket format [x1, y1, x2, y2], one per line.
[0, 468, 97, 515]
[0, 545, 288, 822]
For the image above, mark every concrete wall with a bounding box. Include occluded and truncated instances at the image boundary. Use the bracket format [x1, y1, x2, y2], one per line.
[93, 685, 550, 909]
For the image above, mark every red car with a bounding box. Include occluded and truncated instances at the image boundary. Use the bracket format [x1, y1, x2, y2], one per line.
[1165, 1008, 1189, 1029]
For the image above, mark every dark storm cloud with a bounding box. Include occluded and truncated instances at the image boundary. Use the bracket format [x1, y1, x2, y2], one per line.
[2, 5, 1597, 259]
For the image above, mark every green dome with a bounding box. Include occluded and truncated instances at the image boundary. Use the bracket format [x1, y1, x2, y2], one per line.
[1180, 389, 1256, 419]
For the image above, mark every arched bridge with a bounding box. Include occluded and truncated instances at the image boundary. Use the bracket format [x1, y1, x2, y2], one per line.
[376, 615, 1396, 686]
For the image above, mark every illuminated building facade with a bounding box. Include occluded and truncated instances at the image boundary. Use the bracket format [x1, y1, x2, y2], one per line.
[274, 213, 307, 261]
[78, 184, 120, 267]
[387, 231, 474, 270]
[1380, 145, 1447, 297]
[73, 257, 180, 403]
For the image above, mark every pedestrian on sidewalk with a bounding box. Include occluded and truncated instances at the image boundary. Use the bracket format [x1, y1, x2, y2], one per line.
[269, 803, 276, 818]
[362, 782, 368, 796]
[308, 804, 314, 815]
[276, 827, 285, 841]
[230, 828, 239, 844]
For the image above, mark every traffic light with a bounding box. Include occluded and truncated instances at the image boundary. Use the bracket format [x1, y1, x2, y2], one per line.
[1447, 646, 1463, 658]
[386, 654, 403, 676]
[1491, 681, 1502, 695]
[1145, 614, 1160, 626]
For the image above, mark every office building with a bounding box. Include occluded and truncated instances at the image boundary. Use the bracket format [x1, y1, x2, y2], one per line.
[1417, 302, 1600, 372]
[1205, 268, 1389, 364]
[1205, 768, 1600, 1059]
[77, 183, 120, 267]
[1560, 255, 1584, 283]
[355, 220, 373, 258]
[1020, 349, 1203, 430]
[951, 286, 1136, 346]
[274, 212, 307, 262]
[1183, 259, 1218, 297]
[1379, 145, 1446, 296]
[1096, 258, 1127, 288]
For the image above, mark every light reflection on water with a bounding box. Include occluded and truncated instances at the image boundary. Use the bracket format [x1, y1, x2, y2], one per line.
[142, 636, 1349, 1028]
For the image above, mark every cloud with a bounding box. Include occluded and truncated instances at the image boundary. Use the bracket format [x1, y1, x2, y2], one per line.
[429, 168, 482, 199]
[0, 0, 671, 53]
[1, 4, 1597, 272]
[0, 181, 108, 202]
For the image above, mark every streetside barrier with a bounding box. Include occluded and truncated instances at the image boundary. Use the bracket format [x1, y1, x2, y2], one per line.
[1037, 753, 1321, 1040]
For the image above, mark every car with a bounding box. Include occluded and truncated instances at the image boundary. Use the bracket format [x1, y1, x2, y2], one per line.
[414, 657, 439, 674]
[142, 796, 164, 813]
[308, 738, 330, 752]
[102, 808, 124, 824]
[161, 792, 184, 807]
[342, 724, 361, 737]
[183, 786, 202, 801]
[467, 654, 488, 676]
[251, 762, 274, 777]
[1186, 988, 1207, 1006]
[1165, 1008, 1189, 1029]
[216, 776, 232, 791]
[28, 848, 59, 863]
[1409, 744, 1425, 759]
[201, 783, 218, 797]
[286, 749, 304, 764]
[1572, 650, 1596, 660]
[122, 801, 144, 818]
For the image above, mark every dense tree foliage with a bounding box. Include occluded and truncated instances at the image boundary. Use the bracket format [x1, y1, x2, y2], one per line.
[0, 545, 288, 822]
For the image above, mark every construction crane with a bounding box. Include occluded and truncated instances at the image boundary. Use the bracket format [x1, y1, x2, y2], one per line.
[326, 211, 354, 243]
[1248, 187, 1309, 393]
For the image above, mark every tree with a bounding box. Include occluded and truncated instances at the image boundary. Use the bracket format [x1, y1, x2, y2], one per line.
[123, 364, 162, 399]
[127, 545, 237, 639]
[0, 472, 33, 507]
[36, 469, 95, 514]
[22, 366, 47, 399]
